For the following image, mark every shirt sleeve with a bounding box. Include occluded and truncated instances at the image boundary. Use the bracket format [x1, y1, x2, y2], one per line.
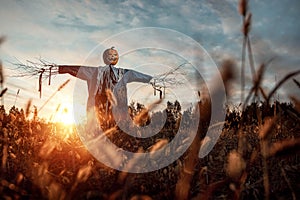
[122, 69, 153, 84]
[58, 65, 98, 81]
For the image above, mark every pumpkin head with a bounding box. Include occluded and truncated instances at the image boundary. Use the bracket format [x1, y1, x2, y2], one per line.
[103, 47, 119, 65]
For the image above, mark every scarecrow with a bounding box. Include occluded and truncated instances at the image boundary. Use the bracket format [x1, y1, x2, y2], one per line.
[58, 47, 153, 129]
[11, 47, 185, 130]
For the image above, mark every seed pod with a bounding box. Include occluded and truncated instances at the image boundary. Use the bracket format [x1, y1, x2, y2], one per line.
[226, 150, 246, 180]
[238, 0, 248, 16]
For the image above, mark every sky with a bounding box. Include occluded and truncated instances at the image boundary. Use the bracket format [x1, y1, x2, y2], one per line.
[0, 0, 300, 123]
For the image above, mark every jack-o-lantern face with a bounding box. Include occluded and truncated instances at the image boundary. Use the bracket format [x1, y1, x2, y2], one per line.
[103, 47, 119, 65]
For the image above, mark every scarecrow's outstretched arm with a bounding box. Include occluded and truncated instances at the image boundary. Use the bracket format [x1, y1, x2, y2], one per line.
[58, 65, 98, 81]
[122, 69, 153, 84]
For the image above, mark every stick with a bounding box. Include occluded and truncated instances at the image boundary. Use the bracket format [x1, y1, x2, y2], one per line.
[267, 69, 300, 104]
[38, 79, 70, 112]
[14, 89, 20, 106]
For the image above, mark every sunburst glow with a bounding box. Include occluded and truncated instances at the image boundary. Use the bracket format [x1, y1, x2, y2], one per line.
[53, 103, 75, 125]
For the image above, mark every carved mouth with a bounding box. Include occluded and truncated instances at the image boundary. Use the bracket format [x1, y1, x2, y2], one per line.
[108, 57, 118, 64]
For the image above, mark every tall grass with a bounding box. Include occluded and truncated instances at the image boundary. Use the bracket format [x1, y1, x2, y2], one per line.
[0, 0, 300, 199]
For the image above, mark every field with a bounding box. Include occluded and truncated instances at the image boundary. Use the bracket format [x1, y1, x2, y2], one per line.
[0, 100, 299, 200]
[1, 1, 300, 199]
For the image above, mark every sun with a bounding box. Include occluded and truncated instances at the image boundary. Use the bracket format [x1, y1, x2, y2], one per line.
[54, 103, 75, 125]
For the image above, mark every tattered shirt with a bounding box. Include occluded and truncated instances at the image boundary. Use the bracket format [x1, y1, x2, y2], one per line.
[58, 65, 153, 110]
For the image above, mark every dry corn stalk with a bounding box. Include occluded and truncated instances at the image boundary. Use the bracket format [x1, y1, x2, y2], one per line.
[258, 117, 278, 200]
[175, 59, 235, 200]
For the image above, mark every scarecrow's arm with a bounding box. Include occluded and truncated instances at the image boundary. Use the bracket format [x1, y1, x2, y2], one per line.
[122, 69, 153, 84]
[58, 65, 98, 81]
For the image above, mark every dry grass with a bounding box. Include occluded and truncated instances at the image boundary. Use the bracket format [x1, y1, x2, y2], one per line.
[0, 94, 299, 199]
[1, 0, 300, 199]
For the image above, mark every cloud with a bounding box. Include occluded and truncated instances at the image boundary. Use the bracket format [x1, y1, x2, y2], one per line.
[207, 0, 240, 36]
[1, 0, 300, 119]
